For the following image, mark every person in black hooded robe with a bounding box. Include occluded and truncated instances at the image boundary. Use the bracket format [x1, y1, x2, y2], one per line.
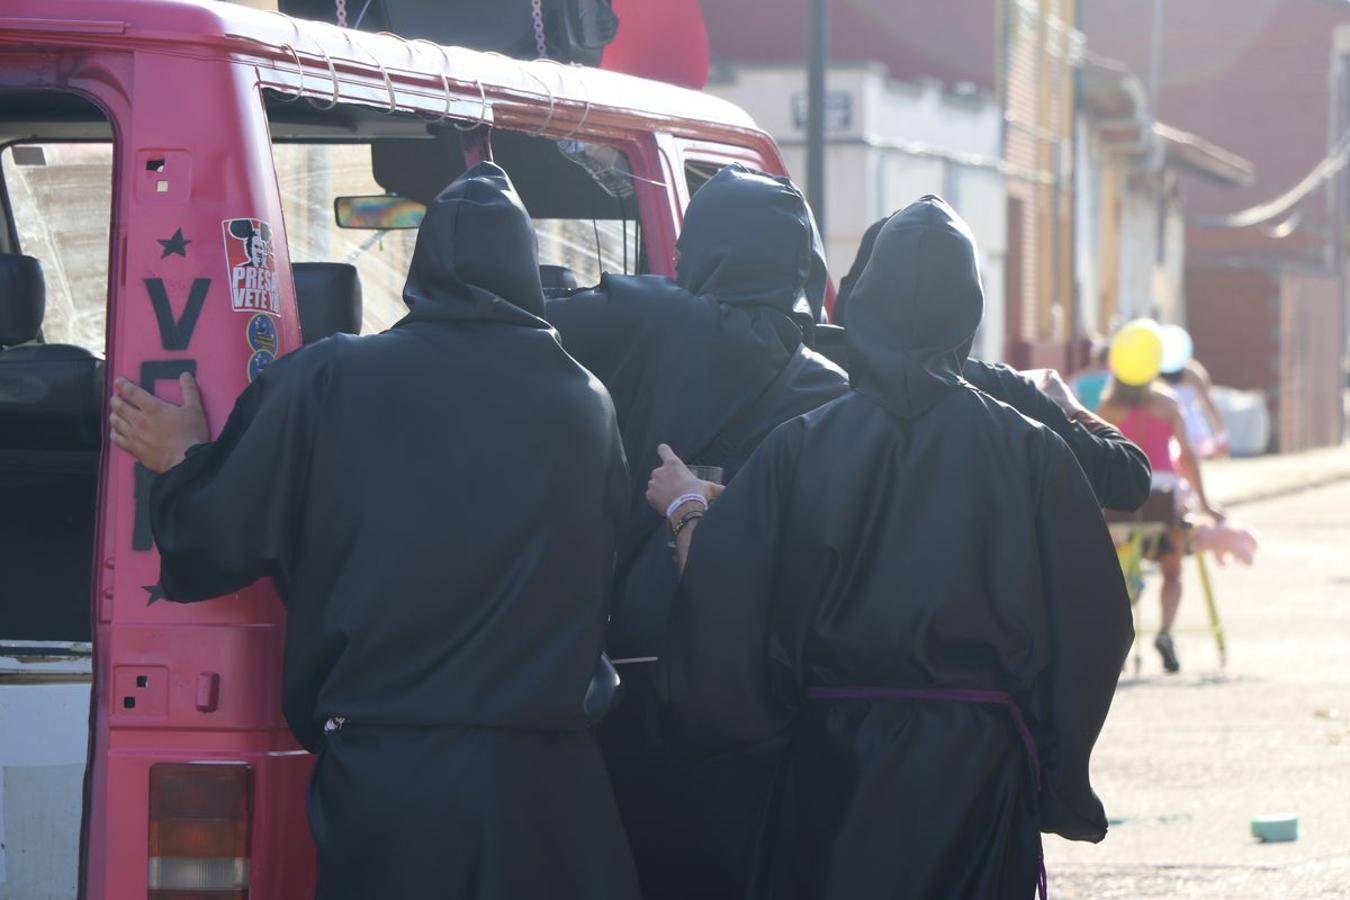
[108, 162, 640, 900]
[647, 196, 1133, 899]
[828, 214, 1151, 513]
[545, 164, 848, 898]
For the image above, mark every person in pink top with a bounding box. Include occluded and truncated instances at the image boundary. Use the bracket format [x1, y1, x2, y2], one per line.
[1098, 377, 1224, 672]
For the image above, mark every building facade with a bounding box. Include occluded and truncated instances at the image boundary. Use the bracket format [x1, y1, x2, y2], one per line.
[706, 62, 1009, 360]
[1085, 0, 1350, 449]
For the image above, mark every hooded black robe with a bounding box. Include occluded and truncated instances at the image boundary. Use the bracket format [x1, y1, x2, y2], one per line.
[545, 164, 848, 898]
[150, 163, 639, 900]
[963, 360, 1150, 511]
[665, 196, 1133, 899]
[834, 214, 1151, 513]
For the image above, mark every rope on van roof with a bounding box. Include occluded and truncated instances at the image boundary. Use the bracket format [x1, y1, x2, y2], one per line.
[540, 59, 592, 140]
[485, 49, 555, 125]
[271, 43, 306, 103]
[411, 40, 491, 130]
[410, 39, 458, 125]
[519, 66, 558, 137]
[306, 42, 341, 110]
[231, 19, 606, 137]
[479, 50, 588, 136]
[265, 9, 303, 42]
[338, 25, 397, 113]
[454, 77, 489, 131]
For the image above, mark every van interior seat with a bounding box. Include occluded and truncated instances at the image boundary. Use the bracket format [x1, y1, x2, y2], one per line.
[0, 253, 98, 641]
[295, 262, 362, 344]
[539, 264, 579, 298]
[0, 254, 102, 450]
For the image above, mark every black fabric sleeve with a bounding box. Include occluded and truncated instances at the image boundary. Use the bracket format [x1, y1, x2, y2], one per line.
[967, 360, 1151, 512]
[1031, 432, 1134, 841]
[1065, 413, 1151, 512]
[663, 428, 798, 753]
[544, 287, 620, 380]
[149, 347, 333, 602]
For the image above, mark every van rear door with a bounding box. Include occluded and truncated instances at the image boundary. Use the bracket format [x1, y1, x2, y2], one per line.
[71, 43, 312, 900]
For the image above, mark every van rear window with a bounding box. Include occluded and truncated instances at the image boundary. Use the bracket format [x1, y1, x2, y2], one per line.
[273, 143, 421, 335]
[264, 84, 652, 333]
[1, 143, 112, 354]
[273, 138, 643, 334]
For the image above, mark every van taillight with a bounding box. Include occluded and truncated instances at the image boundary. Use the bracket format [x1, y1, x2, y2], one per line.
[147, 763, 253, 899]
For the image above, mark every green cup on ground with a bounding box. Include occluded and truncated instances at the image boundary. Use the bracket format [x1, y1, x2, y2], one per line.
[1251, 814, 1299, 843]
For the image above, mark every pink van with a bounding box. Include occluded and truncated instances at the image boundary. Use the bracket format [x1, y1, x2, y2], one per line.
[0, 2, 795, 897]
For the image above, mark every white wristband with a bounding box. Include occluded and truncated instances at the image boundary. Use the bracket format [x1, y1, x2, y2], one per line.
[666, 492, 708, 520]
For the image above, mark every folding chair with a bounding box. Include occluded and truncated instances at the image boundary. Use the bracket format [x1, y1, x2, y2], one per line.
[1105, 488, 1227, 674]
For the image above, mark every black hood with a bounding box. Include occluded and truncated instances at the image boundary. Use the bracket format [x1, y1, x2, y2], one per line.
[676, 164, 821, 324]
[844, 195, 983, 419]
[802, 201, 830, 325]
[402, 162, 547, 327]
[833, 213, 889, 325]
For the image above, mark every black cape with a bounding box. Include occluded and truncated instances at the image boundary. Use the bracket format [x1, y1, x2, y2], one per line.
[963, 360, 1150, 512]
[665, 196, 1133, 899]
[830, 210, 885, 327]
[833, 214, 1151, 513]
[546, 164, 848, 898]
[151, 163, 638, 899]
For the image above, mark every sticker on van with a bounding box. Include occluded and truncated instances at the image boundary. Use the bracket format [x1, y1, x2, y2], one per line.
[248, 348, 275, 382]
[247, 311, 278, 354]
[246, 311, 279, 382]
[222, 217, 280, 316]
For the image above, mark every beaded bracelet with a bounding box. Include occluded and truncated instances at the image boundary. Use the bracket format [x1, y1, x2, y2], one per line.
[670, 508, 704, 539]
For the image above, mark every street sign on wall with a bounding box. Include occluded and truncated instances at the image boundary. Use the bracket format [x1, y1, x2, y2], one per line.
[791, 90, 853, 131]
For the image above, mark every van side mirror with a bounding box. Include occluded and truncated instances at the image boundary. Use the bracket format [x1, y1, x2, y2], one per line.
[333, 195, 425, 230]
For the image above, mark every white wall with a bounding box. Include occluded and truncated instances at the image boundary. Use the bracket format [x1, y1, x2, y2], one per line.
[775, 141, 879, 273]
[954, 167, 1008, 363]
[1075, 120, 1104, 338]
[1117, 188, 1159, 322]
[708, 63, 1008, 361]
[711, 64, 869, 142]
[1160, 197, 1187, 324]
[1115, 184, 1185, 327]
[867, 77, 1001, 159]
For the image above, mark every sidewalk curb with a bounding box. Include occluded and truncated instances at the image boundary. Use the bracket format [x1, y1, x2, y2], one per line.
[1216, 466, 1350, 508]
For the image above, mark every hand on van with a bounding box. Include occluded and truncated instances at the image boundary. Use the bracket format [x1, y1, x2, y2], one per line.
[109, 373, 209, 473]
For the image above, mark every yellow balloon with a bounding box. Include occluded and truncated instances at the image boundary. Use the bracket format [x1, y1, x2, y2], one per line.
[1109, 319, 1164, 387]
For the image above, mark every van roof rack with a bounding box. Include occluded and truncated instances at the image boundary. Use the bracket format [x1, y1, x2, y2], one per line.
[1, 0, 760, 144]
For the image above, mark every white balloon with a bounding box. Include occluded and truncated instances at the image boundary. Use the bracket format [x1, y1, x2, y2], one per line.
[1160, 324, 1193, 375]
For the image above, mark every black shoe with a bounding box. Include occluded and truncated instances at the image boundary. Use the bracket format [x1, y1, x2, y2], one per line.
[1155, 632, 1180, 673]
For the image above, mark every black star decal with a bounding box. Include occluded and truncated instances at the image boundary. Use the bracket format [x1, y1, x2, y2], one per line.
[157, 228, 191, 258]
[143, 582, 167, 605]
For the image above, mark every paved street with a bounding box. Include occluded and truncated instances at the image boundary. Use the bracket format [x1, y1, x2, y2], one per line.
[1045, 477, 1350, 898]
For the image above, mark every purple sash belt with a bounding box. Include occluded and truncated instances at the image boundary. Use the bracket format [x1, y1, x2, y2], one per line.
[805, 686, 1047, 900]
